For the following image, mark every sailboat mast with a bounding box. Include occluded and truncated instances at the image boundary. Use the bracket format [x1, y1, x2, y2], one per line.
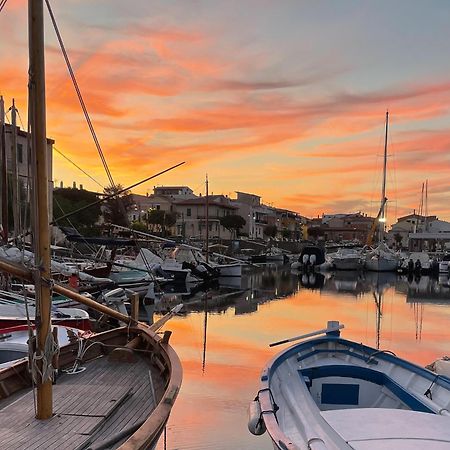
[29, 0, 53, 419]
[424, 179, 428, 232]
[379, 110, 389, 241]
[205, 174, 209, 263]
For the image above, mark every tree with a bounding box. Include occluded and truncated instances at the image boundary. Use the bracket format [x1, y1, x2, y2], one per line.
[393, 232, 403, 249]
[263, 224, 277, 239]
[307, 227, 324, 241]
[219, 214, 246, 239]
[146, 209, 177, 236]
[282, 229, 291, 240]
[131, 221, 148, 232]
[53, 187, 101, 231]
[102, 184, 133, 227]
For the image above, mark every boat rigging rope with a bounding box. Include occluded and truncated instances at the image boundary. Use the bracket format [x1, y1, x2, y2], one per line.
[31, 327, 60, 384]
[44, 0, 115, 189]
[23, 287, 38, 414]
[30, 270, 60, 385]
[0, 0, 8, 14]
[53, 146, 104, 190]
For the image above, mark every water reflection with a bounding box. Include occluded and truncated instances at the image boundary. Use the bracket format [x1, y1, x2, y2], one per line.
[155, 265, 300, 315]
[153, 268, 450, 450]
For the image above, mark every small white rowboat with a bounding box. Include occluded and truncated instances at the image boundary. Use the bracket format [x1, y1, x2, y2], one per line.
[249, 321, 450, 449]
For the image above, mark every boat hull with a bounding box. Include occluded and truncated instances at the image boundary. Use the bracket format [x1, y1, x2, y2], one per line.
[253, 330, 450, 450]
[0, 317, 91, 331]
[365, 257, 398, 272]
[215, 263, 242, 277]
[333, 258, 362, 271]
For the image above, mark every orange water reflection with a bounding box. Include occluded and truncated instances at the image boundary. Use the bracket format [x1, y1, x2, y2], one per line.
[155, 270, 450, 449]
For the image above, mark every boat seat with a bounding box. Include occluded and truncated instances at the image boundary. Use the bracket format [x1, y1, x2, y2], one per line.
[322, 408, 450, 449]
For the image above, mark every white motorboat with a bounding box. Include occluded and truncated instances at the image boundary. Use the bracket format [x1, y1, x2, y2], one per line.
[0, 324, 84, 369]
[331, 247, 364, 271]
[249, 321, 450, 449]
[0, 294, 91, 330]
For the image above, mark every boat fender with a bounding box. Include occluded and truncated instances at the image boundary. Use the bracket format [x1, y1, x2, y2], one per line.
[248, 400, 266, 435]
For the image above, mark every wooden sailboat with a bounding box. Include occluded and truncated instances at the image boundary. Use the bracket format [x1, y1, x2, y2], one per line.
[0, 1, 182, 448]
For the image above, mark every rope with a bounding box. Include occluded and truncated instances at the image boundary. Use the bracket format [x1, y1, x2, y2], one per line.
[23, 287, 37, 414]
[0, 0, 8, 14]
[424, 374, 440, 400]
[53, 146, 104, 189]
[31, 330, 60, 384]
[44, 0, 115, 188]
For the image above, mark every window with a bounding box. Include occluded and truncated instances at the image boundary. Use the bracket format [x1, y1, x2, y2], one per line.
[156, 204, 160, 210]
[17, 144, 23, 163]
[187, 208, 191, 217]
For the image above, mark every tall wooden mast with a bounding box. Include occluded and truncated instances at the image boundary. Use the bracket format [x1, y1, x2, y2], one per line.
[29, 0, 53, 419]
[11, 99, 20, 239]
[205, 174, 209, 263]
[379, 110, 389, 242]
[0, 95, 8, 244]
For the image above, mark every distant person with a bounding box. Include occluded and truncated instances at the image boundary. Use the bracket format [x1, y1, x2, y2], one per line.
[415, 259, 422, 274]
[408, 259, 414, 273]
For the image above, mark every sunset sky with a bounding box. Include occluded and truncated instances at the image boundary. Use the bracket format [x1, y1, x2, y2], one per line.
[1, 1, 450, 222]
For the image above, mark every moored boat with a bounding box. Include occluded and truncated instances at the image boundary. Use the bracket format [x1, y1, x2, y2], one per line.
[249, 321, 450, 449]
[331, 247, 364, 271]
[365, 243, 399, 272]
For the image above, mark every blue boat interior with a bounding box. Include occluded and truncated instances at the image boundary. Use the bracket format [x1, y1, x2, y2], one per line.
[299, 364, 434, 413]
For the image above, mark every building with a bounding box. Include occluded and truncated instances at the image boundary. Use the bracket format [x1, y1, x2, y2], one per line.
[232, 192, 272, 240]
[1, 122, 54, 233]
[174, 195, 238, 240]
[307, 212, 375, 244]
[153, 186, 196, 198]
[386, 213, 437, 249]
[273, 208, 306, 241]
[407, 217, 450, 252]
[129, 186, 196, 227]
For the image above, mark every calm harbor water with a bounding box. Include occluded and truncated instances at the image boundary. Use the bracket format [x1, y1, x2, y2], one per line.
[153, 265, 450, 450]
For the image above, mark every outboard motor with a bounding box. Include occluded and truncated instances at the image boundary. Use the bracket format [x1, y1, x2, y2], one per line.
[310, 254, 317, 266]
[102, 287, 129, 319]
[302, 254, 310, 265]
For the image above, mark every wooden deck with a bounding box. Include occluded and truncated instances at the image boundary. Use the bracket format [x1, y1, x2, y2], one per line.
[0, 354, 164, 449]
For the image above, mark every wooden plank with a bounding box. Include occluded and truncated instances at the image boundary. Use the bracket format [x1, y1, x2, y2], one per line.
[54, 384, 131, 416]
[0, 354, 163, 449]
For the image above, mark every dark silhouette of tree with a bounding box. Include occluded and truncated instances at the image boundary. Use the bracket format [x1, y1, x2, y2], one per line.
[219, 214, 246, 239]
[263, 224, 277, 239]
[282, 229, 291, 240]
[131, 221, 148, 232]
[53, 187, 101, 231]
[307, 227, 324, 241]
[102, 185, 133, 227]
[393, 232, 403, 249]
[146, 209, 177, 235]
